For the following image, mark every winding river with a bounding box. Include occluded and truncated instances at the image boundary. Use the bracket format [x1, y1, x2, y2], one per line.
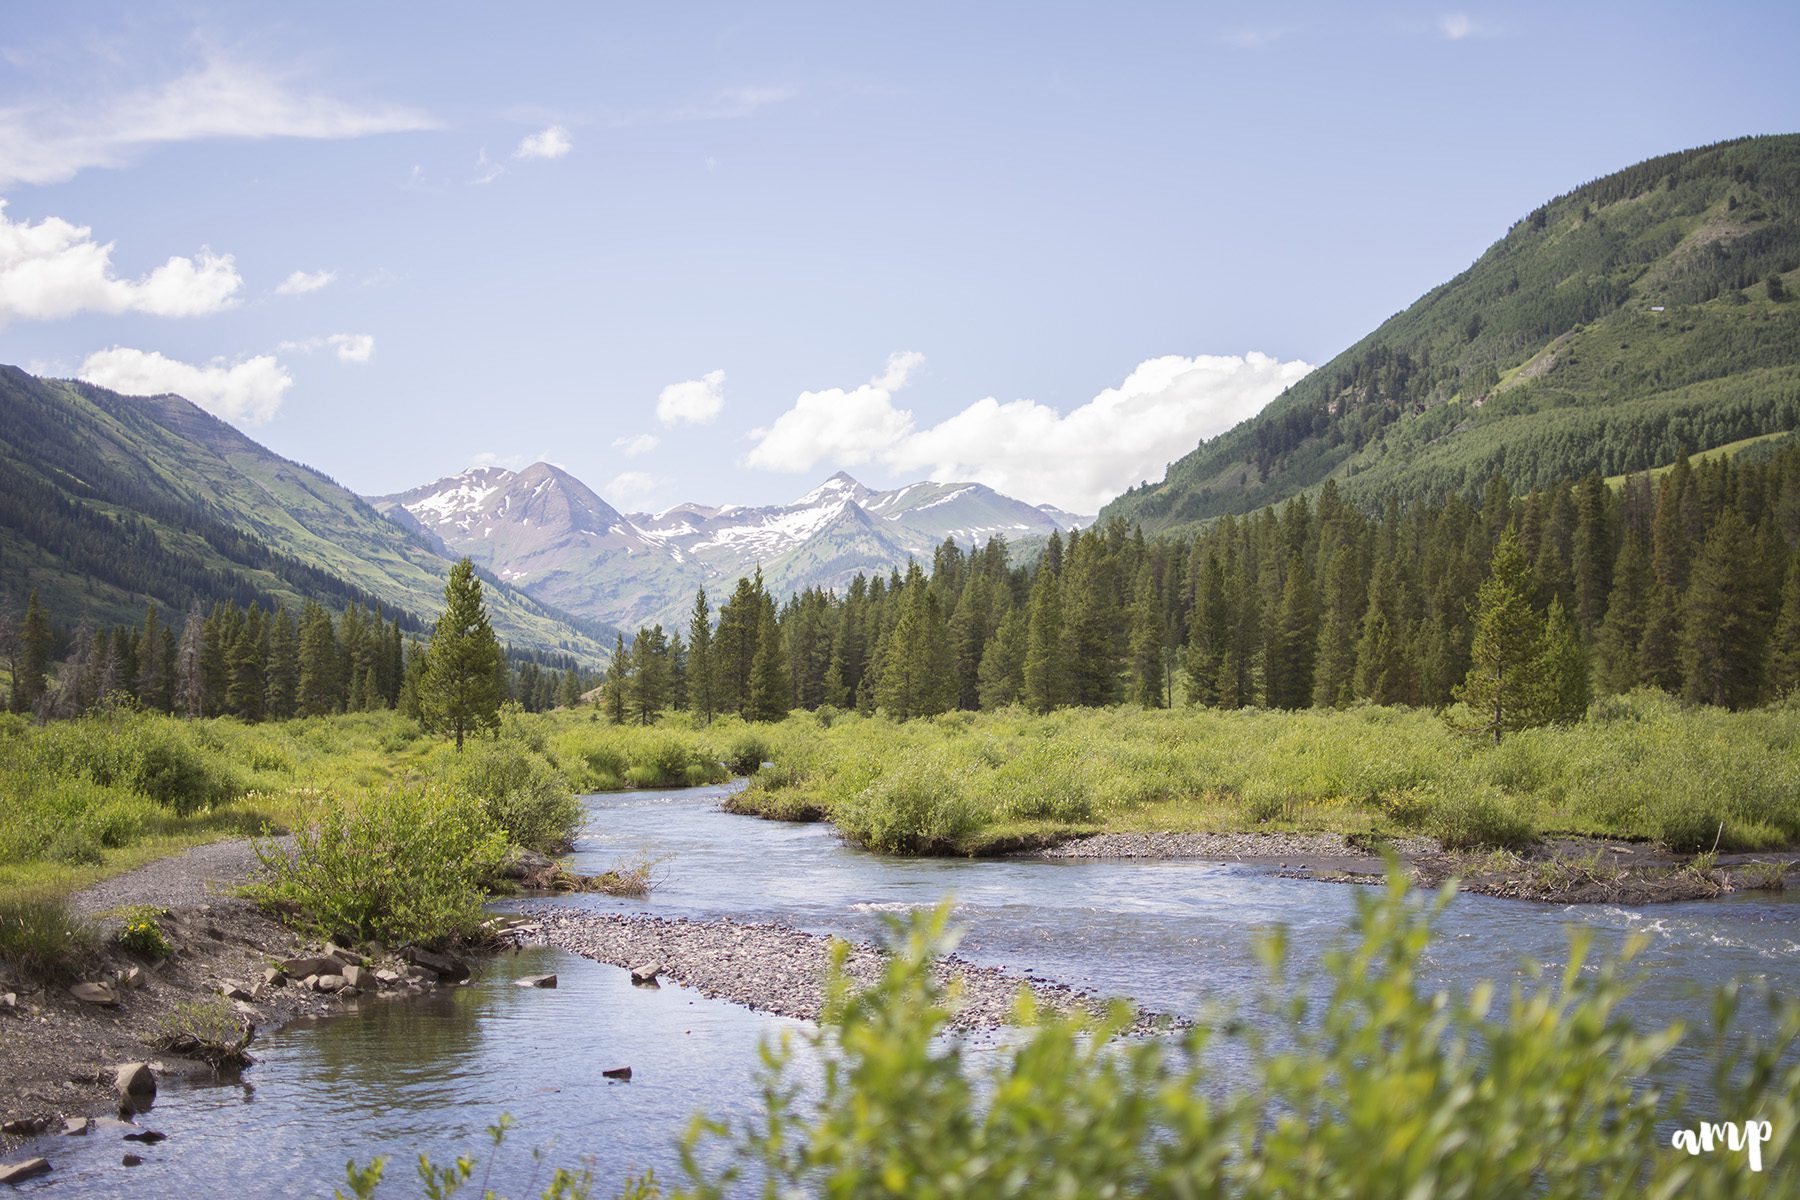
[25, 782, 1800, 1195]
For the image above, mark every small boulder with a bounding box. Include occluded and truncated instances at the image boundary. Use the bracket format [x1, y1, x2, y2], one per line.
[218, 983, 252, 1002]
[0, 991, 16, 1012]
[261, 968, 286, 989]
[0, 1157, 51, 1185]
[114, 967, 146, 991]
[602, 1066, 632, 1081]
[402, 947, 469, 983]
[61, 1117, 90, 1136]
[374, 969, 402, 986]
[122, 1130, 166, 1144]
[324, 943, 364, 967]
[279, 955, 338, 978]
[515, 974, 557, 989]
[314, 974, 346, 992]
[499, 847, 556, 882]
[301, 974, 322, 991]
[115, 1062, 156, 1105]
[0, 1119, 45, 1136]
[341, 964, 369, 990]
[122, 1154, 144, 1167]
[629, 962, 663, 986]
[69, 982, 119, 1007]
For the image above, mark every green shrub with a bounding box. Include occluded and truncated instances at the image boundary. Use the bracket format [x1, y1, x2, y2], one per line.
[248, 785, 508, 947]
[0, 896, 95, 983]
[1430, 786, 1537, 850]
[836, 753, 980, 853]
[437, 734, 580, 853]
[154, 998, 256, 1070]
[721, 730, 771, 776]
[33, 711, 237, 813]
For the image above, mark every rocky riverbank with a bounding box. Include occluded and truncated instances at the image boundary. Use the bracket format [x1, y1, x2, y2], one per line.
[0, 842, 482, 1172]
[518, 907, 1170, 1034]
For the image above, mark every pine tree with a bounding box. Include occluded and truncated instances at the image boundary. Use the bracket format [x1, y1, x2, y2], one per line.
[1538, 598, 1591, 723]
[265, 606, 300, 719]
[15, 589, 51, 715]
[603, 634, 629, 725]
[420, 558, 504, 750]
[1126, 563, 1165, 707]
[227, 607, 267, 721]
[136, 602, 169, 711]
[1454, 532, 1547, 743]
[686, 588, 716, 723]
[1354, 557, 1415, 707]
[1311, 546, 1361, 708]
[1267, 554, 1317, 710]
[1681, 510, 1769, 709]
[175, 603, 206, 718]
[1769, 551, 1800, 698]
[1595, 535, 1651, 692]
[1638, 582, 1684, 694]
[630, 624, 673, 723]
[297, 603, 341, 716]
[1021, 561, 1070, 713]
[747, 604, 792, 722]
[976, 601, 1027, 709]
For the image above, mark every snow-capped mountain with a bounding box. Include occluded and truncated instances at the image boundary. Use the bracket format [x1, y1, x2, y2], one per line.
[371, 466, 1089, 630]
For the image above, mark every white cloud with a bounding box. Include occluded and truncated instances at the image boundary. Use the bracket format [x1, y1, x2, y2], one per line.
[656, 368, 727, 426]
[605, 470, 661, 505]
[515, 124, 572, 160]
[0, 58, 438, 189]
[275, 268, 335, 295]
[0, 200, 241, 323]
[1437, 12, 1494, 39]
[613, 433, 659, 457]
[746, 351, 1314, 513]
[673, 86, 796, 122]
[744, 353, 921, 473]
[470, 450, 529, 471]
[77, 346, 293, 426]
[277, 332, 374, 363]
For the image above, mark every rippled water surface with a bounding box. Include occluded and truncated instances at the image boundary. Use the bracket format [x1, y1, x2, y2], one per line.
[23, 783, 1800, 1195]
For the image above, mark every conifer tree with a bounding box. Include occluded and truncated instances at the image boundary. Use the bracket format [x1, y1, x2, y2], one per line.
[630, 624, 673, 723]
[1267, 554, 1317, 709]
[15, 589, 51, 715]
[977, 601, 1027, 708]
[420, 558, 504, 750]
[136, 602, 169, 711]
[1311, 547, 1361, 708]
[1354, 557, 1415, 707]
[297, 603, 341, 716]
[1596, 536, 1651, 693]
[228, 608, 267, 720]
[747, 605, 792, 722]
[1681, 510, 1768, 709]
[1022, 560, 1070, 713]
[265, 606, 300, 719]
[1769, 552, 1800, 698]
[1538, 598, 1591, 723]
[175, 603, 206, 718]
[687, 588, 717, 724]
[1454, 532, 1547, 743]
[603, 633, 629, 724]
[1126, 563, 1166, 708]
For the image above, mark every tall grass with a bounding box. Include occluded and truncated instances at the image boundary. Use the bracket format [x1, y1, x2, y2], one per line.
[728, 692, 1800, 854]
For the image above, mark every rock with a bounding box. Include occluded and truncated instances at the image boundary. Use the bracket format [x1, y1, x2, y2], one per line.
[402, 947, 469, 983]
[374, 969, 402, 986]
[0, 1158, 51, 1185]
[261, 968, 287, 989]
[515, 974, 557, 989]
[315, 974, 346, 992]
[218, 983, 252, 1002]
[61, 1117, 90, 1136]
[68, 982, 119, 1007]
[301, 974, 322, 991]
[324, 943, 364, 967]
[280, 955, 338, 978]
[629, 962, 663, 986]
[0, 992, 15, 1011]
[341, 964, 369, 990]
[122, 1131, 166, 1144]
[115, 1063, 156, 1104]
[339, 986, 362, 998]
[499, 847, 557, 881]
[122, 1154, 144, 1167]
[602, 1066, 632, 1081]
[114, 966, 146, 991]
[0, 1119, 45, 1137]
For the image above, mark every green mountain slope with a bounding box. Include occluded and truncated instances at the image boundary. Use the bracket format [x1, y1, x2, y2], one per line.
[1103, 134, 1800, 534]
[0, 367, 609, 663]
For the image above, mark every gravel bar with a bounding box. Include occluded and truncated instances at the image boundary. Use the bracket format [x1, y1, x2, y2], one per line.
[69, 837, 293, 917]
[519, 907, 1169, 1034]
[1032, 831, 1438, 861]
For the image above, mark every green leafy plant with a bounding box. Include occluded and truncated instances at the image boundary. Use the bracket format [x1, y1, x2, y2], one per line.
[153, 998, 257, 1070]
[0, 896, 95, 983]
[112, 905, 172, 958]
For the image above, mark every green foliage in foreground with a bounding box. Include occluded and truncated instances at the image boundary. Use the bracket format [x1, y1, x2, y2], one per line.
[732, 693, 1800, 854]
[340, 881, 1800, 1198]
[0, 895, 95, 983]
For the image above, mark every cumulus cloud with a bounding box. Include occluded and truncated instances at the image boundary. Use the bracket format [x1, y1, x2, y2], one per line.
[278, 332, 374, 363]
[515, 124, 572, 160]
[0, 58, 437, 189]
[0, 200, 241, 323]
[275, 268, 335, 295]
[745, 351, 1313, 513]
[77, 346, 293, 426]
[605, 470, 661, 506]
[656, 368, 726, 426]
[613, 433, 659, 457]
[744, 353, 920, 474]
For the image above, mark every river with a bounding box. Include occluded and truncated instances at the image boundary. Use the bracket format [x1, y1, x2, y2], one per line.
[23, 782, 1800, 1195]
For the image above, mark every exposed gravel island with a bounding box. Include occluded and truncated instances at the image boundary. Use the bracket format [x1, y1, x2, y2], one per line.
[518, 907, 1171, 1034]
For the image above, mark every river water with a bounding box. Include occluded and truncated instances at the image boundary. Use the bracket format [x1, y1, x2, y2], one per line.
[23, 783, 1800, 1195]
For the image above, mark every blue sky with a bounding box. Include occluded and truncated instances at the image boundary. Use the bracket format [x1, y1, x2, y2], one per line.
[2, 2, 1796, 513]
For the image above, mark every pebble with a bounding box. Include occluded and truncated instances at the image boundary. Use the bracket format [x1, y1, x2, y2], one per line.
[1033, 831, 1437, 860]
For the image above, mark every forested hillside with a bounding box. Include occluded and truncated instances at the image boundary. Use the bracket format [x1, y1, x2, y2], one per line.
[598, 438, 1800, 722]
[0, 368, 610, 663]
[1104, 134, 1800, 533]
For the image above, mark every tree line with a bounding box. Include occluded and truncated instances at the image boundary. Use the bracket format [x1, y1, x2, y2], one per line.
[599, 441, 1800, 725]
[3, 577, 593, 723]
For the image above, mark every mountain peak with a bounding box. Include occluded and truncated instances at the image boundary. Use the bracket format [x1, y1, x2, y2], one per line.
[792, 471, 871, 508]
